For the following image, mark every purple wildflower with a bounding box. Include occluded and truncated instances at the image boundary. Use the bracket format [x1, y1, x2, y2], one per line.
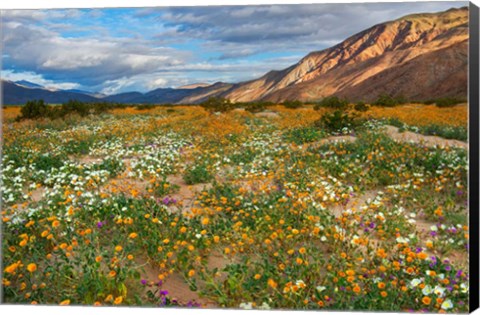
[141, 279, 147, 285]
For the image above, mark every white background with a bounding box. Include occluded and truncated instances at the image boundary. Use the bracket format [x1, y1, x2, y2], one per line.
[1, 1, 479, 315]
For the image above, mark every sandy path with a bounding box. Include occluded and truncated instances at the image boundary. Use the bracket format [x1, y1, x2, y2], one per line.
[383, 125, 468, 149]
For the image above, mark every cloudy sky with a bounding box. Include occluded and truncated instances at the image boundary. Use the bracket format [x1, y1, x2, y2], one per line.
[1, 1, 467, 94]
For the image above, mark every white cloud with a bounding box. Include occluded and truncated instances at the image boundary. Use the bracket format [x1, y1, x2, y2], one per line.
[1, 70, 81, 90]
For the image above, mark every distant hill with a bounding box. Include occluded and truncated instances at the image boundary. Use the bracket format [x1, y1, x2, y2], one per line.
[2, 80, 99, 105]
[15, 80, 44, 89]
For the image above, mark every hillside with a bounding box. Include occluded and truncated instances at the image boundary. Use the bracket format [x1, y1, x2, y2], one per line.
[219, 6, 468, 103]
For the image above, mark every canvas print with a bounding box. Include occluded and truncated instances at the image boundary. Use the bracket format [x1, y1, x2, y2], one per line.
[1, 1, 477, 313]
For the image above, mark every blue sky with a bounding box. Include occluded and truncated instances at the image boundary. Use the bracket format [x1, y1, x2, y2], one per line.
[1, 1, 468, 94]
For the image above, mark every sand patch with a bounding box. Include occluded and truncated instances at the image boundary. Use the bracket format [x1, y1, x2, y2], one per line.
[383, 125, 467, 149]
[254, 111, 280, 118]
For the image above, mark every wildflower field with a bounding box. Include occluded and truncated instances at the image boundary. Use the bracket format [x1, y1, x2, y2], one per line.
[1, 104, 470, 312]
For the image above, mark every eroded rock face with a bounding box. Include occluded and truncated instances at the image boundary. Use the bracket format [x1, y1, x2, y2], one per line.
[219, 7, 468, 103]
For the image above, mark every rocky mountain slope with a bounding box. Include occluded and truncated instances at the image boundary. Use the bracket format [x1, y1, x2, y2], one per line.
[217, 7, 468, 103]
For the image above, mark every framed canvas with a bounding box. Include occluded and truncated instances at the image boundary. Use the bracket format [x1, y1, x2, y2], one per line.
[1, 0, 479, 314]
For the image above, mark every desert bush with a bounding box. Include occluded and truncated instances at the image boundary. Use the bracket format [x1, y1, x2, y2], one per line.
[60, 99, 90, 117]
[283, 100, 303, 109]
[372, 94, 407, 107]
[283, 126, 325, 144]
[418, 124, 468, 141]
[33, 153, 65, 171]
[314, 96, 349, 110]
[200, 97, 233, 113]
[183, 164, 213, 185]
[435, 97, 465, 108]
[136, 104, 153, 110]
[314, 110, 356, 134]
[148, 176, 180, 197]
[354, 101, 369, 112]
[19, 99, 49, 120]
[244, 102, 266, 113]
[94, 158, 125, 178]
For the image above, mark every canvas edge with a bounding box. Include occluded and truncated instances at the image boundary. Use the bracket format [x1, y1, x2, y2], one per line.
[469, 1, 480, 313]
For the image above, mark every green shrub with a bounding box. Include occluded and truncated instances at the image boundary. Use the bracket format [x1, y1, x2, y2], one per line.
[64, 139, 93, 155]
[136, 104, 155, 110]
[59, 99, 90, 117]
[314, 110, 355, 134]
[200, 97, 233, 113]
[244, 102, 266, 113]
[149, 176, 180, 197]
[418, 124, 467, 141]
[183, 164, 213, 185]
[94, 158, 125, 178]
[19, 100, 49, 120]
[354, 101, 369, 112]
[314, 96, 349, 110]
[33, 154, 65, 171]
[91, 102, 115, 114]
[283, 100, 303, 109]
[373, 94, 407, 107]
[283, 126, 325, 144]
[435, 98, 465, 108]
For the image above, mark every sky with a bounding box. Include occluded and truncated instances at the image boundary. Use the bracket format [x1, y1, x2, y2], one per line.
[1, 1, 468, 95]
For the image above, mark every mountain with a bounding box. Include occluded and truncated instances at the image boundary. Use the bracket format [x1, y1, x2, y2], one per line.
[2, 80, 99, 104]
[101, 82, 233, 104]
[14, 80, 44, 89]
[216, 7, 468, 103]
[65, 89, 106, 98]
[178, 83, 211, 89]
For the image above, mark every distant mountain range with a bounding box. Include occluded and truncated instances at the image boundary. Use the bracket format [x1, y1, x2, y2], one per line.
[1, 7, 468, 105]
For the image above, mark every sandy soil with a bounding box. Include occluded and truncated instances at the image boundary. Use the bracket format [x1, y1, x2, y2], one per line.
[383, 125, 468, 149]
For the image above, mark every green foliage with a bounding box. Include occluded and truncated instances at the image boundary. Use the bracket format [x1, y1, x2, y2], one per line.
[200, 97, 233, 113]
[94, 158, 125, 178]
[373, 94, 407, 107]
[33, 153, 65, 171]
[149, 176, 180, 197]
[314, 96, 349, 110]
[435, 97, 465, 108]
[18, 99, 120, 120]
[244, 102, 266, 113]
[60, 99, 90, 117]
[314, 110, 356, 134]
[282, 100, 303, 109]
[19, 100, 49, 120]
[64, 139, 94, 155]
[283, 126, 325, 144]
[354, 101, 369, 112]
[91, 102, 116, 114]
[183, 164, 213, 185]
[229, 149, 256, 164]
[136, 104, 157, 110]
[417, 124, 468, 141]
